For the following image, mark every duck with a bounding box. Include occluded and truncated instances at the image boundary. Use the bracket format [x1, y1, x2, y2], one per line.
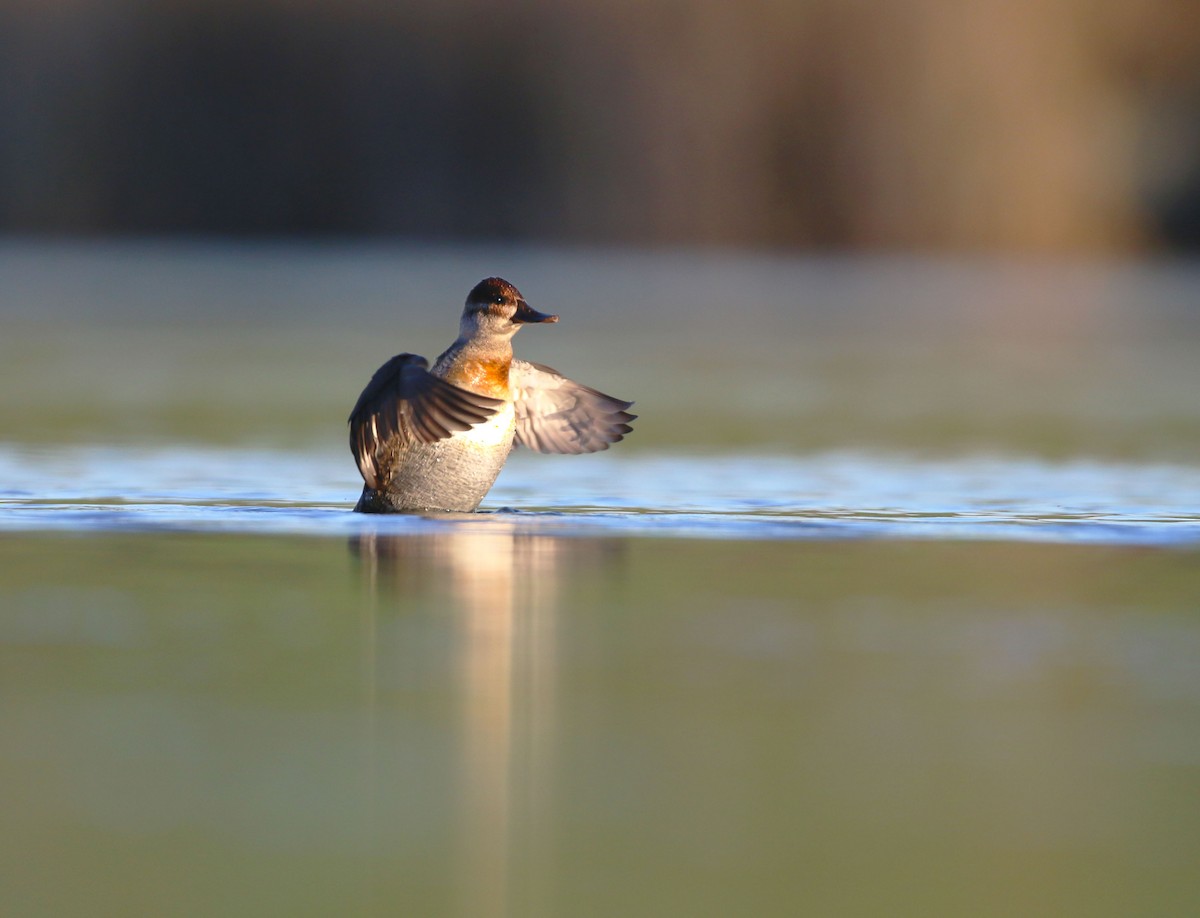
[349, 277, 635, 512]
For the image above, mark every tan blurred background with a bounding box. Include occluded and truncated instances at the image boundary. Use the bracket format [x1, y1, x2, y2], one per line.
[2, 0, 1199, 251]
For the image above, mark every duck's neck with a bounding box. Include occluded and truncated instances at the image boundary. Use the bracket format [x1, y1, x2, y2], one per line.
[435, 335, 514, 396]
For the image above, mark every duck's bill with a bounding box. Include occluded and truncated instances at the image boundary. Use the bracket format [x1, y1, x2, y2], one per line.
[513, 300, 559, 324]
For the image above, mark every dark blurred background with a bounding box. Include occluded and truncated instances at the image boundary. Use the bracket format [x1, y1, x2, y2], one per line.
[2, 0, 1200, 251]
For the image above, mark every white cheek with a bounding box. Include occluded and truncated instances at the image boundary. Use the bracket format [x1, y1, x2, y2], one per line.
[456, 404, 514, 447]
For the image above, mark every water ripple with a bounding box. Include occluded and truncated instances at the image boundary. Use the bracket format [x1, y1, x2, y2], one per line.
[2, 444, 1200, 545]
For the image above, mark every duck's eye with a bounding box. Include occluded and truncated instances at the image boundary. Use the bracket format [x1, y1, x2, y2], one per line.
[492, 295, 505, 305]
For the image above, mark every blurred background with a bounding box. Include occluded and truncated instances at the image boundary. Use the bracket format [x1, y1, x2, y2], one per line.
[2, 0, 1200, 252]
[6, 5, 1200, 917]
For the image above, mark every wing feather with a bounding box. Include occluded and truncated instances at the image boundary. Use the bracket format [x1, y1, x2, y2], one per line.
[510, 359, 636, 455]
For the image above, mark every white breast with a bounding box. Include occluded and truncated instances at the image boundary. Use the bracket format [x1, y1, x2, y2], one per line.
[455, 403, 515, 447]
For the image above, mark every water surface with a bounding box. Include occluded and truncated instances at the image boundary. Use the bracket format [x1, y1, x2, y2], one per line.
[3, 444, 1200, 546]
[3, 243, 1200, 916]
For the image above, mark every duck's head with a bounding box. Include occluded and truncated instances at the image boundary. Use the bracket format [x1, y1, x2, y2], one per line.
[460, 277, 558, 339]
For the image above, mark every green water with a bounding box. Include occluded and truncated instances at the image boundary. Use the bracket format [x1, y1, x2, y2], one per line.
[4, 532, 1199, 916]
[4, 243, 1200, 916]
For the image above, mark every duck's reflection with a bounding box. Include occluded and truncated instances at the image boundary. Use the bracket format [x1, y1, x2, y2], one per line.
[350, 522, 624, 916]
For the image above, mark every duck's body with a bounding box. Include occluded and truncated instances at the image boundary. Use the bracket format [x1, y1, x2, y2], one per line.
[349, 278, 635, 513]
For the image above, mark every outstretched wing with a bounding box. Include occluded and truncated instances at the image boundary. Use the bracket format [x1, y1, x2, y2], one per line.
[348, 353, 504, 489]
[510, 359, 636, 455]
